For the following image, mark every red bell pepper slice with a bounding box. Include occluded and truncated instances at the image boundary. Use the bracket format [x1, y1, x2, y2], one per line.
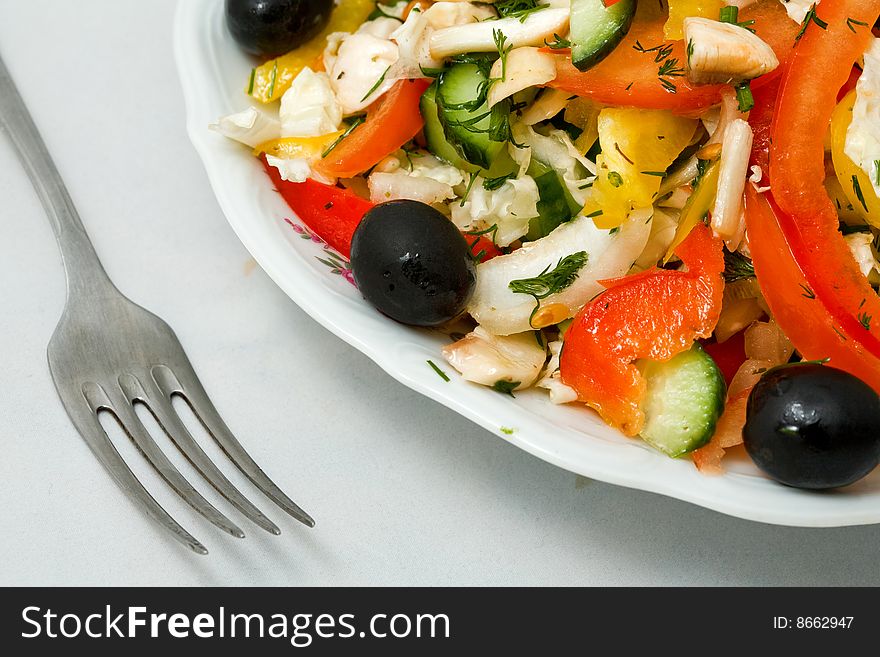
[466, 234, 503, 263]
[745, 186, 880, 391]
[313, 78, 432, 180]
[701, 331, 747, 387]
[546, 0, 798, 112]
[263, 157, 372, 258]
[837, 65, 862, 102]
[559, 224, 724, 436]
[752, 0, 880, 387]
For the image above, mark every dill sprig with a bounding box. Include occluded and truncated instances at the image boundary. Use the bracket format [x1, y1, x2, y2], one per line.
[795, 4, 828, 42]
[360, 65, 390, 103]
[493, 29, 513, 82]
[723, 249, 755, 283]
[544, 33, 572, 49]
[321, 115, 366, 158]
[459, 171, 482, 207]
[657, 58, 685, 78]
[494, 0, 544, 21]
[852, 175, 869, 212]
[632, 40, 682, 93]
[510, 252, 590, 326]
[483, 172, 517, 191]
[847, 17, 869, 32]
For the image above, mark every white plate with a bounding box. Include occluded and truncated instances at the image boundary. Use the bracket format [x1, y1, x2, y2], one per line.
[174, 0, 880, 527]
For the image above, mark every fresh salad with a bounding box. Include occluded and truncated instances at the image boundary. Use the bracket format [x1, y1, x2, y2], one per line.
[214, 0, 880, 490]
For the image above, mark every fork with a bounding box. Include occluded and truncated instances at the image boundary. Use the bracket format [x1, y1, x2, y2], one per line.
[0, 52, 313, 554]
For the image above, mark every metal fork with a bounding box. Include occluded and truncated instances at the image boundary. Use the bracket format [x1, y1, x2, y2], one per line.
[0, 52, 313, 554]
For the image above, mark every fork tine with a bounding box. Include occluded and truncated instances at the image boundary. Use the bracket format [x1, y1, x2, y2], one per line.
[109, 378, 246, 539]
[71, 382, 209, 555]
[144, 379, 282, 536]
[152, 365, 315, 528]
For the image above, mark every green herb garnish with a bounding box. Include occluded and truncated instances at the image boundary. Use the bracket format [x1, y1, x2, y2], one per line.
[509, 252, 589, 326]
[846, 17, 869, 33]
[494, 29, 513, 82]
[719, 6, 755, 32]
[657, 58, 685, 78]
[544, 33, 572, 49]
[719, 6, 739, 24]
[321, 115, 366, 158]
[360, 65, 391, 103]
[735, 81, 754, 112]
[460, 171, 482, 206]
[852, 175, 869, 212]
[493, 380, 521, 397]
[723, 249, 755, 283]
[483, 172, 517, 191]
[494, 0, 543, 21]
[795, 4, 828, 42]
[427, 360, 450, 382]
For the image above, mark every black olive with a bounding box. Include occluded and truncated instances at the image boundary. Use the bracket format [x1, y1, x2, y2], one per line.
[350, 200, 477, 327]
[743, 363, 880, 489]
[225, 0, 334, 58]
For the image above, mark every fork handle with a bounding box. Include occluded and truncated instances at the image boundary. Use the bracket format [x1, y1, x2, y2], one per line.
[0, 51, 114, 297]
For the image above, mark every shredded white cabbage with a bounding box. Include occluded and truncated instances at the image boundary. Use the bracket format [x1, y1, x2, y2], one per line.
[536, 339, 579, 404]
[279, 68, 342, 138]
[845, 38, 880, 198]
[209, 107, 280, 149]
[368, 152, 465, 204]
[844, 232, 880, 284]
[450, 175, 541, 247]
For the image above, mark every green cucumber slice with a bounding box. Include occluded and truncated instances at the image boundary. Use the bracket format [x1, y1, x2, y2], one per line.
[640, 343, 727, 458]
[421, 82, 473, 171]
[526, 159, 574, 241]
[422, 81, 516, 178]
[570, 0, 636, 72]
[437, 62, 509, 169]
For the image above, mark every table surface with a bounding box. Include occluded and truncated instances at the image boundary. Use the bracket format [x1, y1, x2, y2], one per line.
[2, 0, 879, 587]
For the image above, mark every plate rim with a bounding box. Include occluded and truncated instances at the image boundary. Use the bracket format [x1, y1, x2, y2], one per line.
[173, 0, 880, 528]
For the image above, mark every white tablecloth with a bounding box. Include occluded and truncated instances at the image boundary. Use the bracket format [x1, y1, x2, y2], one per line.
[1, 0, 878, 586]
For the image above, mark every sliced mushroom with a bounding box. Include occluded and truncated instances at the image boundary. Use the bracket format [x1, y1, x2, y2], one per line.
[684, 17, 778, 86]
[442, 327, 547, 391]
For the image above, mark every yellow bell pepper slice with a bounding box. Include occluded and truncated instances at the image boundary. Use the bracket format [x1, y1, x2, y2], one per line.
[665, 158, 720, 262]
[253, 132, 345, 160]
[664, 0, 724, 40]
[591, 107, 699, 229]
[247, 0, 376, 104]
[564, 97, 602, 154]
[830, 90, 880, 228]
